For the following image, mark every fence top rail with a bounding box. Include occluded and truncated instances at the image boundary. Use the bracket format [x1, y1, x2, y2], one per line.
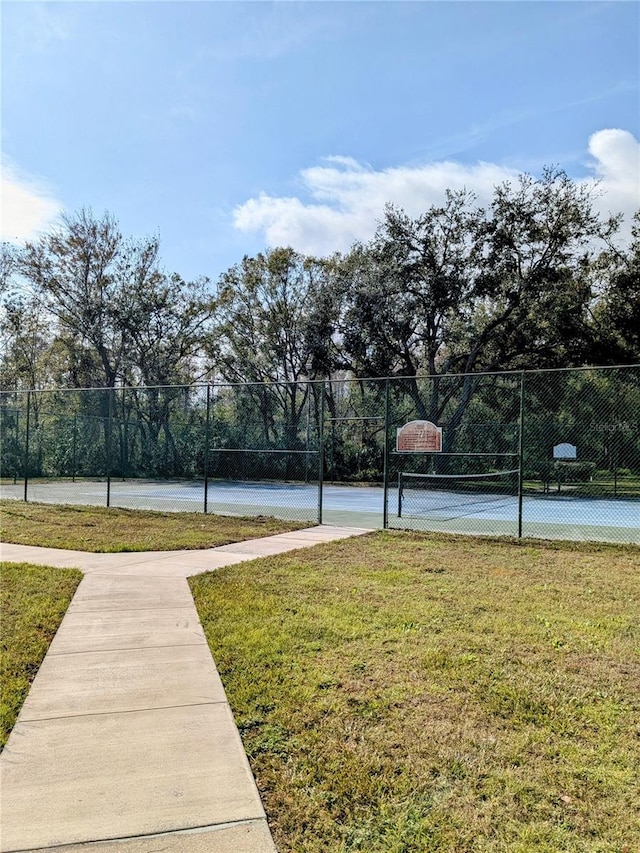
[0, 363, 638, 396]
[391, 451, 520, 457]
[209, 448, 319, 455]
[327, 416, 386, 422]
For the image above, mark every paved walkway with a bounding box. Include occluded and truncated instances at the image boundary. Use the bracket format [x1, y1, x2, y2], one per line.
[0, 525, 368, 853]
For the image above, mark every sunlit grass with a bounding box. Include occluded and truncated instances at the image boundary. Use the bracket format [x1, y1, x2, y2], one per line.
[1, 562, 82, 750]
[0, 499, 307, 552]
[190, 531, 640, 852]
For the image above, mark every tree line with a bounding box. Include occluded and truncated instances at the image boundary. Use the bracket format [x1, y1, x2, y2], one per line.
[1, 168, 638, 487]
[1, 167, 638, 396]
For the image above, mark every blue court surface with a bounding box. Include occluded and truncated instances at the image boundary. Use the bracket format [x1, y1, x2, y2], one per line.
[1, 479, 637, 544]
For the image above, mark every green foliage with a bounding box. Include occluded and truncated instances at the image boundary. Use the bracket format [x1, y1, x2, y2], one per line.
[1, 209, 215, 393]
[554, 460, 597, 483]
[1, 180, 638, 489]
[591, 211, 640, 363]
[1, 365, 638, 487]
[331, 171, 630, 382]
[208, 248, 331, 461]
[3, 177, 638, 401]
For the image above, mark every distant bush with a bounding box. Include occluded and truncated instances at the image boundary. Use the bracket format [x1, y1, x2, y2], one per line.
[554, 461, 597, 483]
[527, 460, 598, 489]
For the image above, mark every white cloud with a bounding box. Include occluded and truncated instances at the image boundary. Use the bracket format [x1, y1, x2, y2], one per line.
[1, 159, 62, 243]
[234, 129, 640, 256]
[586, 129, 640, 240]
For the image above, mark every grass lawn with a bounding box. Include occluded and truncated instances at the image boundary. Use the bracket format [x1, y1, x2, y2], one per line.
[1, 562, 82, 750]
[190, 531, 640, 853]
[0, 499, 307, 552]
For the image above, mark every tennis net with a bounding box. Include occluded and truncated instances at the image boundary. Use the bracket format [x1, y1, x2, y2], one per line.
[397, 469, 520, 520]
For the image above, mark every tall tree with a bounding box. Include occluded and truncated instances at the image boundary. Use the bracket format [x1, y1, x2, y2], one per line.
[335, 189, 483, 382]
[18, 209, 130, 388]
[209, 248, 329, 447]
[0, 294, 55, 391]
[9, 208, 216, 390]
[589, 210, 640, 364]
[471, 167, 620, 371]
[336, 170, 620, 386]
[120, 271, 215, 387]
[331, 170, 623, 449]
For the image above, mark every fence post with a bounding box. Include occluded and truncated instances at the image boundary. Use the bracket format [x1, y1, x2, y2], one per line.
[517, 371, 525, 538]
[121, 386, 127, 481]
[382, 379, 390, 529]
[14, 410, 19, 485]
[23, 391, 30, 502]
[613, 371, 620, 497]
[204, 384, 211, 514]
[305, 394, 311, 484]
[72, 413, 77, 482]
[106, 388, 113, 507]
[317, 382, 325, 525]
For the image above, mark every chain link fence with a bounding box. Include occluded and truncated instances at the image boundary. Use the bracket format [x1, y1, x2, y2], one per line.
[0, 381, 322, 524]
[385, 371, 522, 537]
[520, 366, 639, 541]
[1, 366, 638, 542]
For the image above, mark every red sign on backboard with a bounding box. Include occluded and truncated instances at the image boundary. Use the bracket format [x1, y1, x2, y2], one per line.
[396, 420, 443, 452]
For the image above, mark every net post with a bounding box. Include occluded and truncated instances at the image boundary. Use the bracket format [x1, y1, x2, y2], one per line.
[204, 383, 211, 514]
[23, 391, 30, 502]
[397, 471, 402, 518]
[518, 370, 525, 538]
[317, 382, 325, 525]
[382, 379, 390, 529]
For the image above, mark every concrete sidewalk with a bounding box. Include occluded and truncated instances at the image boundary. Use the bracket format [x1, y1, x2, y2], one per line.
[0, 525, 368, 853]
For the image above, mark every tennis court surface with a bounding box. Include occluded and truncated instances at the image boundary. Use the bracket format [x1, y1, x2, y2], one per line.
[1, 479, 637, 544]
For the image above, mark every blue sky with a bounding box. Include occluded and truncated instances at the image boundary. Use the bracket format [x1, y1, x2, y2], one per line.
[2, 1, 639, 281]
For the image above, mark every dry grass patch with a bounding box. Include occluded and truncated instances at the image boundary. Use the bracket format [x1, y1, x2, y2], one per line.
[190, 531, 640, 853]
[0, 499, 307, 552]
[1, 562, 82, 749]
